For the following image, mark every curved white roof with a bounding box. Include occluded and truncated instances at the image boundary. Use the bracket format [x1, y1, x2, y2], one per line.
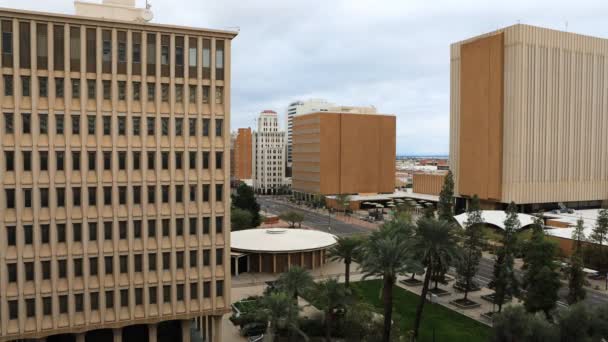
[454, 210, 536, 230]
[231, 228, 337, 253]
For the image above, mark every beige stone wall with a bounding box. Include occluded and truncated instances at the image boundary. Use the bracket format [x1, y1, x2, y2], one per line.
[451, 24, 608, 204]
[0, 8, 235, 340]
[412, 173, 446, 196]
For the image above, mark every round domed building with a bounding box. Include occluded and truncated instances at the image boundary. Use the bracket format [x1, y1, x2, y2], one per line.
[230, 228, 337, 275]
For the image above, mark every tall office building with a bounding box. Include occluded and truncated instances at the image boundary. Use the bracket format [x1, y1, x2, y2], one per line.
[233, 128, 252, 181]
[252, 111, 286, 194]
[285, 99, 334, 165]
[450, 24, 608, 211]
[292, 112, 395, 198]
[0, 2, 236, 341]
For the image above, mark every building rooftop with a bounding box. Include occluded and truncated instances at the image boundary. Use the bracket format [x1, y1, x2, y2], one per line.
[454, 210, 536, 230]
[543, 209, 605, 242]
[231, 228, 337, 253]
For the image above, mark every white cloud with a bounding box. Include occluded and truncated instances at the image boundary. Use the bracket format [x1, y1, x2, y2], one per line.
[2, 0, 608, 154]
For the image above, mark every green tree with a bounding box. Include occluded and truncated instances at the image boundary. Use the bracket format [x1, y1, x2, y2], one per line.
[411, 218, 460, 340]
[276, 266, 314, 302]
[437, 170, 455, 223]
[591, 209, 608, 289]
[572, 217, 586, 255]
[232, 183, 262, 227]
[327, 235, 361, 288]
[489, 202, 521, 312]
[558, 303, 592, 342]
[522, 216, 560, 319]
[589, 304, 608, 339]
[492, 305, 557, 342]
[231, 208, 253, 231]
[311, 278, 349, 342]
[255, 291, 299, 342]
[567, 218, 586, 305]
[457, 195, 484, 300]
[359, 219, 412, 342]
[279, 211, 305, 228]
[335, 194, 351, 215]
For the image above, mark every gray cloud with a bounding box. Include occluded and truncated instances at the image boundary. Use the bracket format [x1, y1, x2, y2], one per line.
[2, 0, 608, 155]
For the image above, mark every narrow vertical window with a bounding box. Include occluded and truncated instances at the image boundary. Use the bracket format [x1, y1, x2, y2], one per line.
[19, 22, 31, 69]
[132, 32, 141, 75]
[146, 33, 156, 76]
[70, 26, 80, 71]
[188, 37, 197, 77]
[37, 23, 48, 69]
[1, 20, 13, 68]
[216, 40, 225, 80]
[86, 28, 96, 73]
[53, 24, 64, 71]
[102, 29, 111, 73]
[117, 31, 126, 74]
[202, 38, 210, 79]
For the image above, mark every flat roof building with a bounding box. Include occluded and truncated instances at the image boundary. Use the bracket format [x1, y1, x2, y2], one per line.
[450, 24, 608, 211]
[0, 2, 236, 341]
[292, 112, 395, 198]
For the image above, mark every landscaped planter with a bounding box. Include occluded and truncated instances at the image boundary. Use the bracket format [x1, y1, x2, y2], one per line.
[449, 298, 482, 309]
[400, 278, 423, 286]
[480, 293, 512, 304]
[481, 311, 495, 321]
[429, 287, 451, 297]
[453, 281, 481, 293]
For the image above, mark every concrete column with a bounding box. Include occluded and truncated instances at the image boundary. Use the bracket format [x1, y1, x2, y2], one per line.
[272, 254, 276, 273]
[76, 335, 85, 342]
[235, 256, 239, 276]
[149, 323, 157, 342]
[113, 328, 122, 342]
[212, 315, 222, 342]
[182, 319, 191, 342]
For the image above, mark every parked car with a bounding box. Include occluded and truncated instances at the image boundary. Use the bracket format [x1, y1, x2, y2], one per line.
[241, 322, 268, 337]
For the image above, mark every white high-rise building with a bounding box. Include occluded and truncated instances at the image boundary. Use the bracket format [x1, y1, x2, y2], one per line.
[286, 99, 334, 165]
[253, 111, 287, 194]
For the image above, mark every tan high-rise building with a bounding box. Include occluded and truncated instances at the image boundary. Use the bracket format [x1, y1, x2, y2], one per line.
[233, 128, 252, 181]
[450, 24, 608, 211]
[292, 112, 395, 197]
[0, 2, 236, 341]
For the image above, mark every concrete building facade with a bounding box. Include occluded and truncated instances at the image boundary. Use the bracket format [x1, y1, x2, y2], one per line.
[292, 112, 396, 198]
[0, 3, 235, 341]
[233, 128, 252, 181]
[252, 111, 286, 194]
[450, 24, 608, 211]
[285, 99, 334, 166]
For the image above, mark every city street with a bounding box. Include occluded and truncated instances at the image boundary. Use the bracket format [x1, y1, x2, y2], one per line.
[256, 196, 371, 235]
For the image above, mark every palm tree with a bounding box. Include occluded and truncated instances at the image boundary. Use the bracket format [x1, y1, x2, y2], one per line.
[359, 220, 412, 342]
[327, 235, 361, 288]
[411, 218, 460, 341]
[312, 278, 349, 342]
[255, 291, 299, 342]
[276, 266, 314, 302]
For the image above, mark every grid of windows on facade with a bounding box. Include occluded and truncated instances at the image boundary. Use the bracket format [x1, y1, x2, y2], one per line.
[0, 20, 225, 79]
[3, 280, 224, 319]
[1, 113, 224, 138]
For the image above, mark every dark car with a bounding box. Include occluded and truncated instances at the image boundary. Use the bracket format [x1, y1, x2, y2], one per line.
[241, 322, 268, 337]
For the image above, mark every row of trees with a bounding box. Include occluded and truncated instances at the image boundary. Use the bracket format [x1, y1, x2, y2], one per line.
[327, 170, 589, 341]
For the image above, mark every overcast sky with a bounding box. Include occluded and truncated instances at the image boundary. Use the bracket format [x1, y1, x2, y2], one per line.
[2, 0, 608, 155]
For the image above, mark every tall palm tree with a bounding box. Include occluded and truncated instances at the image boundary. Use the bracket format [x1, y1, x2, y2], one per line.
[276, 266, 314, 302]
[327, 235, 361, 288]
[312, 278, 349, 342]
[359, 221, 412, 342]
[411, 218, 460, 341]
[255, 291, 299, 342]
